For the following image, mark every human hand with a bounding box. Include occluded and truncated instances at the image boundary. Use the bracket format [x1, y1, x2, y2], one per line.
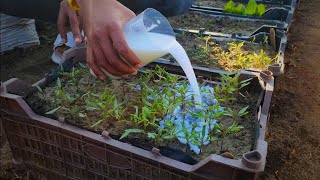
[57, 0, 82, 44]
[78, 0, 142, 80]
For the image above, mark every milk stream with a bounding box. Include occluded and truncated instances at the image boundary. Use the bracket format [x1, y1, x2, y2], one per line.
[125, 32, 202, 105]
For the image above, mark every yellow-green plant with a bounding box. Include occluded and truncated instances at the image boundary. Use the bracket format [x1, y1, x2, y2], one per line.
[217, 42, 278, 71]
[224, 0, 266, 16]
[191, 36, 216, 63]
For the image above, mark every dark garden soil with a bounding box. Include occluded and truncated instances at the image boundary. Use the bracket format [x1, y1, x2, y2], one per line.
[260, 0, 320, 179]
[1, 0, 320, 178]
[193, 0, 279, 9]
[169, 11, 276, 35]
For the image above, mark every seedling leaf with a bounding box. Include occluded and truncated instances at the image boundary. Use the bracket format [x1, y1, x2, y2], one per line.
[57, 77, 62, 88]
[231, 125, 244, 133]
[120, 129, 144, 140]
[85, 106, 98, 111]
[246, 0, 258, 16]
[79, 62, 86, 68]
[147, 133, 157, 139]
[256, 4, 266, 16]
[90, 119, 103, 128]
[239, 106, 249, 116]
[36, 86, 42, 93]
[234, 4, 246, 15]
[163, 135, 175, 139]
[46, 106, 61, 115]
[224, 0, 235, 13]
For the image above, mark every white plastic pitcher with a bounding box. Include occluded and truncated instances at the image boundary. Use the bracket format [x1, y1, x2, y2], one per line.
[91, 8, 176, 79]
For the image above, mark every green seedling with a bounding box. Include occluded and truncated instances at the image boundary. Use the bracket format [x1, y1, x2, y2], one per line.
[216, 123, 244, 152]
[147, 119, 178, 146]
[176, 81, 195, 111]
[225, 106, 249, 123]
[190, 103, 225, 150]
[134, 70, 153, 102]
[234, 4, 247, 15]
[55, 77, 63, 97]
[263, 35, 269, 45]
[191, 36, 214, 63]
[119, 105, 158, 129]
[192, 122, 210, 150]
[152, 87, 180, 119]
[214, 73, 252, 102]
[120, 119, 177, 146]
[256, 4, 266, 16]
[60, 66, 85, 95]
[224, 0, 234, 14]
[61, 106, 84, 119]
[36, 85, 47, 102]
[120, 128, 145, 140]
[246, 0, 258, 15]
[46, 106, 61, 115]
[85, 89, 125, 128]
[218, 41, 277, 71]
[224, 0, 266, 16]
[178, 122, 200, 152]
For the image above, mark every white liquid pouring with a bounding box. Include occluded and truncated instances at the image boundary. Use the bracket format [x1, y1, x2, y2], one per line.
[125, 32, 202, 105]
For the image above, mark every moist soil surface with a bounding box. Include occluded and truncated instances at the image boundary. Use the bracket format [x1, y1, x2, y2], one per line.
[169, 11, 276, 36]
[1, 0, 320, 178]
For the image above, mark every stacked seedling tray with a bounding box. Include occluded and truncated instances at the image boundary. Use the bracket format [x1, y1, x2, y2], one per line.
[0, 54, 274, 179]
[153, 29, 286, 77]
[168, 10, 287, 36]
[193, 0, 297, 11]
[191, 0, 296, 31]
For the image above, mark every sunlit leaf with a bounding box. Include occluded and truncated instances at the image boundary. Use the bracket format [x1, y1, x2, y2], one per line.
[246, 0, 258, 16]
[256, 4, 266, 16]
[223, 0, 235, 13]
[234, 4, 246, 15]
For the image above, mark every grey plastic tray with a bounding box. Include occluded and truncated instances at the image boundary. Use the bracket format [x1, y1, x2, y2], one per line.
[189, 7, 294, 32]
